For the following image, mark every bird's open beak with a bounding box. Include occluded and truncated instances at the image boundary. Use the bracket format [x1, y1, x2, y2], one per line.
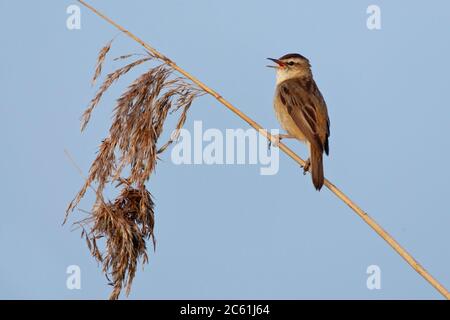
[266, 58, 285, 68]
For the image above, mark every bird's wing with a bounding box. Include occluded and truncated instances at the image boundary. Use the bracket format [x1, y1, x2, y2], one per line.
[278, 78, 330, 154]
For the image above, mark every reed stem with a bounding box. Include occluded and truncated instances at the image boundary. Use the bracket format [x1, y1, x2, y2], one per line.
[77, 0, 450, 299]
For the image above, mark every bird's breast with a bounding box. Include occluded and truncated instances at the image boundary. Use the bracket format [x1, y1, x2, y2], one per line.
[273, 93, 306, 142]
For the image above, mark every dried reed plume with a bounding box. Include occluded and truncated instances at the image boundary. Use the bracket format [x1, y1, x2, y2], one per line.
[75, 179, 155, 300]
[70, 0, 450, 300]
[65, 38, 204, 299]
[91, 39, 112, 86]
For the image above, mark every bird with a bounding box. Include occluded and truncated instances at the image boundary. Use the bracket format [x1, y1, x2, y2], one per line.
[267, 53, 330, 190]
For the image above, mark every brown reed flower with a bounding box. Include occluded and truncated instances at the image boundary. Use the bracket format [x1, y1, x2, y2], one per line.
[70, 0, 450, 300]
[75, 179, 155, 300]
[91, 39, 113, 87]
[66, 39, 204, 299]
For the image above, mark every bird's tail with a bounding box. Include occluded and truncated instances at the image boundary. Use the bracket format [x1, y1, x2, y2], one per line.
[310, 147, 324, 191]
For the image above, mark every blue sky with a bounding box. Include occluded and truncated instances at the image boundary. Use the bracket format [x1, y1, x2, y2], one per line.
[1, 0, 450, 299]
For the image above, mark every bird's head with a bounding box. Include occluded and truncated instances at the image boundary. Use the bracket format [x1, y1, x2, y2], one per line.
[267, 53, 312, 83]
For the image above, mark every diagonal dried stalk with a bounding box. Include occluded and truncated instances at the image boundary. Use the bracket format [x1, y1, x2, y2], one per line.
[73, 0, 450, 300]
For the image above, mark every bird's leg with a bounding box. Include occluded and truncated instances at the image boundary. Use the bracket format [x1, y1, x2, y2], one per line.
[303, 158, 311, 175]
[268, 133, 295, 150]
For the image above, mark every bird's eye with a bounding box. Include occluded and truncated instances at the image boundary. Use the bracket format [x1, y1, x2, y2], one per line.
[287, 61, 295, 66]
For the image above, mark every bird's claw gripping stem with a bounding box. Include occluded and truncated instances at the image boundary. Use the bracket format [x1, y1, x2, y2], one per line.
[268, 134, 282, 150]
[303, 159, 311, 175]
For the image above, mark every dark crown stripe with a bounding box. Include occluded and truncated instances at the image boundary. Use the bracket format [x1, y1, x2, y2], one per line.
[279, 53, 308, 61]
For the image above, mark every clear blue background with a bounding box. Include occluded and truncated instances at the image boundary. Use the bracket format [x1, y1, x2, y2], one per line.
[1, 0, 449, 299]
